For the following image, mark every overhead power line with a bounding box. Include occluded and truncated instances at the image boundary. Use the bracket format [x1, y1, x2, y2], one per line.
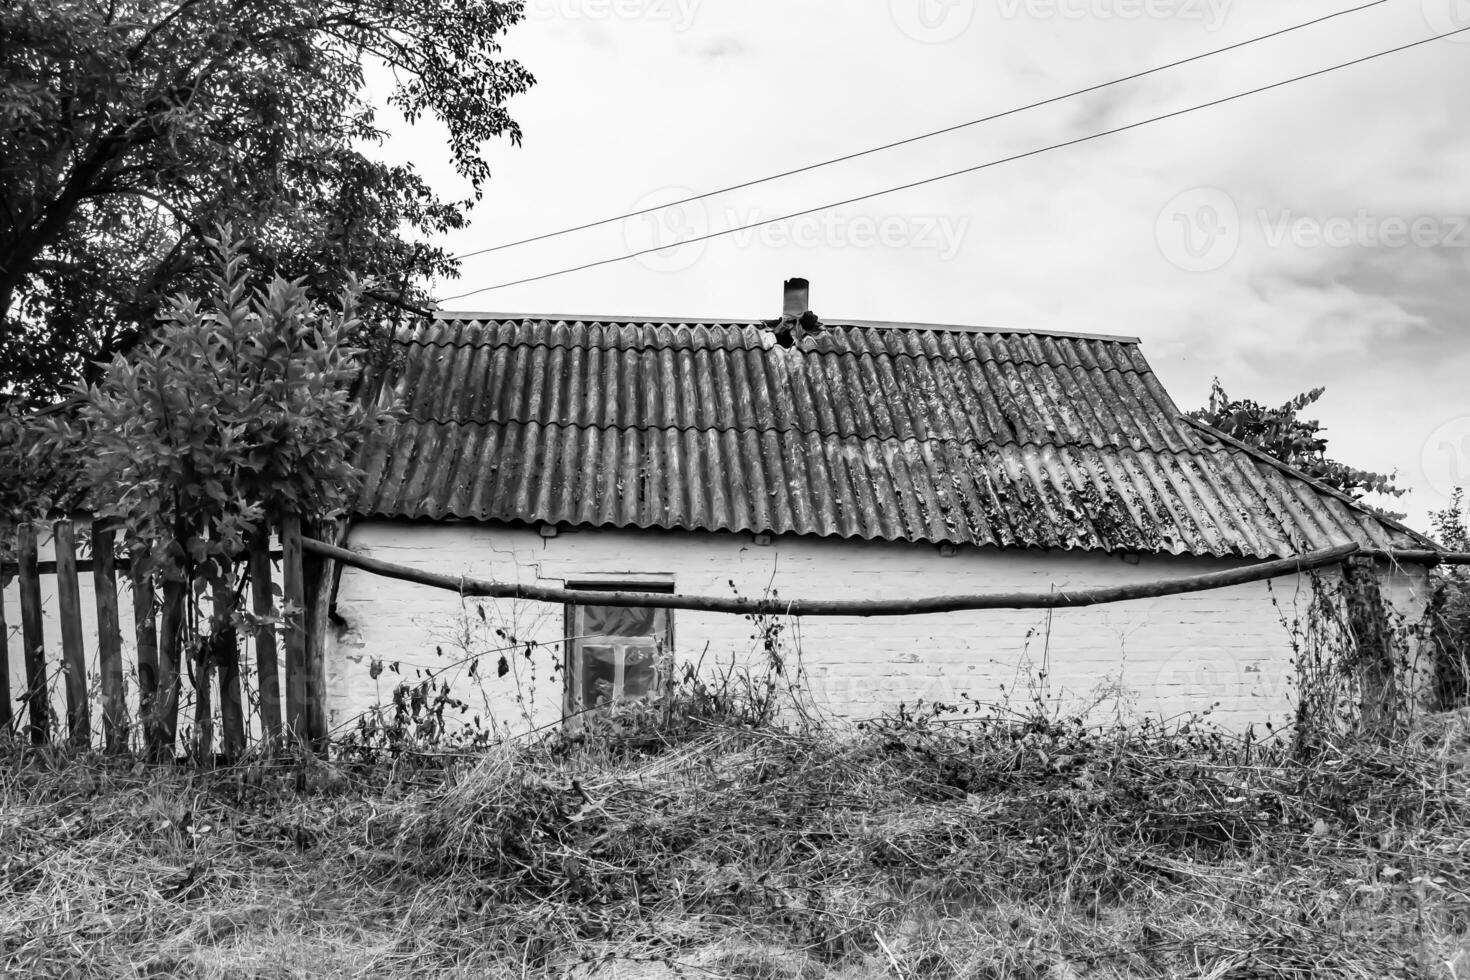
[447, 1, 1386, 265]
[437, 25, 1469, 304]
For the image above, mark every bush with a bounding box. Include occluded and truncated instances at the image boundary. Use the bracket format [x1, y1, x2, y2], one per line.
[1429, 490, 1470, 708]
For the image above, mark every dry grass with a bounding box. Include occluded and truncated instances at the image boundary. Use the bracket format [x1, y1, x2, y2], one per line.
[2, 708, 1469, 979]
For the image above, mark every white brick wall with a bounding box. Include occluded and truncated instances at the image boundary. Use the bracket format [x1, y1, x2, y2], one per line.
[325, 521, 1436, 737]
[0, 522, 1434, 744]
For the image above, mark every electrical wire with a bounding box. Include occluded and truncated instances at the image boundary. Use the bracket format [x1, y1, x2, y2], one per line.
[446, 1, 1387, 265]
[436, 24, 1468, 304]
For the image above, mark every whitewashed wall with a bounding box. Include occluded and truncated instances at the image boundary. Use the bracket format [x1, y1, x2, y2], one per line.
[327, 520, 1434, 738]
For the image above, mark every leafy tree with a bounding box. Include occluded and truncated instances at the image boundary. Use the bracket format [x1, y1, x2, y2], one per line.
[1428, 490, 1470, 708]
[1190, 380, 1405, 510]
[35, 231, 389, 585]
[29, 231, 394, 755]
[1, 0, 533, 405]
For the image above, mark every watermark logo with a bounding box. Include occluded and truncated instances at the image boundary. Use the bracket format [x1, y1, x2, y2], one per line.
[1421, 416, 1470, 500]
[1156, 187, 1240, 272]
[725, 210, 971, 260]
[1151, 648, 1279, 719]
[890, 0, 976, 43]
[623, 187, 709, 274]
[1422, 0, 1470, 43]
[525, 0, 701, 31]
[624, 190, 971, 271]
[1157, 187, 1470, 272]
[996, 0, 1232, 29]
[1259, 211, 1470, 251]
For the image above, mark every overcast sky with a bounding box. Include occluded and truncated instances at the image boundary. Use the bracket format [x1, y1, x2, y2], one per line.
[374, 0, 1470, 536]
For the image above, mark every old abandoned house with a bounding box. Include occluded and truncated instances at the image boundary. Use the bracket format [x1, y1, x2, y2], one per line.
[324, 279, 1439, 735]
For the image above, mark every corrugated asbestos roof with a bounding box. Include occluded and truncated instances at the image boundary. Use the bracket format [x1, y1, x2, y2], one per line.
[353, 316, 1429, 559]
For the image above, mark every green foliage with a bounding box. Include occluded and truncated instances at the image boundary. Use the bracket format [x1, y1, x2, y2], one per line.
[1428, 490, 1470, 708]
[1191, 379, 1404, 509]
[33, 231, 393, 585]
[1432, 489, 1470, 552]
[1, 0, 533, 404]
[0, 404, 82, 535]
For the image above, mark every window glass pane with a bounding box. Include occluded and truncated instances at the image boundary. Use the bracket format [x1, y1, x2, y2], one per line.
[569, 599, 671, 713]
[583, 605, 658, 637]
[620, 642, 660, 700]
[580, 643, 619, 708]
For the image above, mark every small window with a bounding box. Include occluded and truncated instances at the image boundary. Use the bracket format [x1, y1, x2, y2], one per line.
[566, 583, 673, 715]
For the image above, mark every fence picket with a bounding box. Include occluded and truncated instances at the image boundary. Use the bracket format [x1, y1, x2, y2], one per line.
[0, 572, 11, 737]
[130, 552, 158, 750]
[216, 564, 244, 761]
[281, 514, 309, 747]
[53, 521, 90, 747]
[303, 525, 333, 752]
[154, 579, 185, 760]
[92, 525, 126, 752]
[17, 524, 48, 745]
[193, 612, 213, 764]
[249, 531, 283, 747]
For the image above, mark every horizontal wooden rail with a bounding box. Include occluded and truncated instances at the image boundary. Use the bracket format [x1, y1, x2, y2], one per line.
[300, 538, 1362, 617]
[6, 549, 1460, 581]
[0, 550, 284, 579]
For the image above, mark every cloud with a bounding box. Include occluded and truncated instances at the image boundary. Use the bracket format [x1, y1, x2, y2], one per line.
[691, 35, 749, 60]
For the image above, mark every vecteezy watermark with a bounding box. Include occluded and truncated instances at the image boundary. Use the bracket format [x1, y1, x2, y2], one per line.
[1258, 211, 1470, 252]
[889, 0, 976, 43]
[524, 0, 701, 31]
[1155, 187, 1241, 273]
[1157, 187, 1470, 272]
[891, 0, 1229, 40]
[623, 187, 709, 274]
[625, 189, 971, 272]
[996, 0, 1232, 29]
[1151, 647, 1282, 721]
[1422, 0, 1470, 43]
[1421, 416, 1470, 500]
[724, 209, 971, 260]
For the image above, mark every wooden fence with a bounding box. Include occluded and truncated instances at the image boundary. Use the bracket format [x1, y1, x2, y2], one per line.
[0, 515, 323, 758]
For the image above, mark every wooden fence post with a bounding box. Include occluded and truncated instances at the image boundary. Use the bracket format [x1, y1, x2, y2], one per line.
[193, 603, 213, 765]
[130, 551, 158, 754]
[249, 530, 283, 748]
[53, 521, 90, 747]
[281, 514, 311, 749]
[16, 523, 48, 745]
[302, 520, 336, 753]
[153, 578, 185, 761]
[0, 568, 11, 738]
[215, 563, 244, 761]
[92, 524, 126, 752]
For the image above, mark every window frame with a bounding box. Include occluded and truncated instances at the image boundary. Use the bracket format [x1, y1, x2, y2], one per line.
[563, 580, 675, 720]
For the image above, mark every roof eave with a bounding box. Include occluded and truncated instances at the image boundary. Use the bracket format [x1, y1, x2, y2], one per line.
[1181, 415, 1442, 552]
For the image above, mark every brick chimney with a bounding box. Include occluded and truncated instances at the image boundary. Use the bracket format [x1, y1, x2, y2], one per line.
[783, 277, 810, 318]
[770, 278, 821, 349]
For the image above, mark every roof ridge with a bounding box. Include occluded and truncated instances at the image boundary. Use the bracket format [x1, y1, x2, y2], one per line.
[423, 314, 1143, 345]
